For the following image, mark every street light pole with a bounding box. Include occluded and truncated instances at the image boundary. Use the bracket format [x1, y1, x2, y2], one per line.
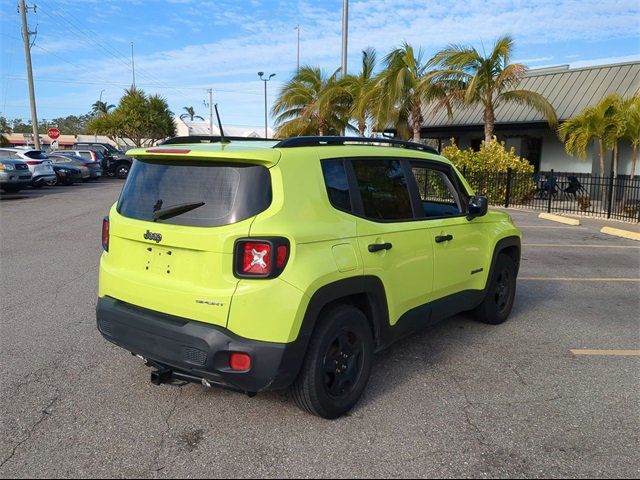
[341, 0, 348, 78]
[95, 89, 105, 142]
[19, 0, 40, 149]
[295, 25, 300, 73]
[258, 72, 275, 139]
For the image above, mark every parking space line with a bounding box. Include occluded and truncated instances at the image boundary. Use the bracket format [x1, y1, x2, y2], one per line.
[570, 349, 640, 356]
[519, 277, 640, 282]
[524, 244, 640, 249]
[517, 225, 588, 229]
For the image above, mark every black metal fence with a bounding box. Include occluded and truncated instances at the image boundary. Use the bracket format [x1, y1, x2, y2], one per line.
[461, 168, 640, 223]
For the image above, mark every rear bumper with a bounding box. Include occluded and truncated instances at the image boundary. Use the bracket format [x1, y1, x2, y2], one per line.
[0, 172, 32, 186]
[96, 296, 304, 393]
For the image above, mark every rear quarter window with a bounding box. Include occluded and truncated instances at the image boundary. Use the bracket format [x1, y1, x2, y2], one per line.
[117, 160, 272, 227]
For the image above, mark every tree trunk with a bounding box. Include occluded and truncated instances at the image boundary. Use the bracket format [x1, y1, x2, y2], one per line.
[598, 139, 605, 176]
[631, 145, 638, 179]
[613, 143, 618, 177]
[484, 105, 495, 146]
[358, 121, 366, 137]
[411, 98, 422, 143]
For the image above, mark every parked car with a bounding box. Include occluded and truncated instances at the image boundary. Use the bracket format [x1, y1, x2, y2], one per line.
[73, 142, 132, 179]
[97, 135, 522, 419]
[46, 164, 84, 186]
[47, 154, 91, 181]
[50, 151, 103, 180]
[0, 147, 56, 187]
[0, 151, 32, 193]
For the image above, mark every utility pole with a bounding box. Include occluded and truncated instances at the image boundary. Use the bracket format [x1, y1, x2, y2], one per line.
[207, 88, 213, 135]
[295, 25, 300, 73]
[258, 72, 275, 139]
[341, 0, 348, 78]
[131, 42, 136, 88]
[19, 0, 40, 149]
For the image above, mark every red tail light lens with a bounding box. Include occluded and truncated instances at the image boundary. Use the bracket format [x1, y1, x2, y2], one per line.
[242, 242, 272, 275]
[229, 352, 251, 371]
[25, 160, 40, 166]
[234, 238, 290, 278]
[91, 152, 97, 162]
[102, 217, 109, 251]
[277, 245, 288, 268]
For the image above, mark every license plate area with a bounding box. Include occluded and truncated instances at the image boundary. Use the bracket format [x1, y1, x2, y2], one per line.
[145, 245, 174, 275]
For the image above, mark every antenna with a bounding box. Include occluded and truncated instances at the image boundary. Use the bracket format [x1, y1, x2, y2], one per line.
[214, 104, 228, 143]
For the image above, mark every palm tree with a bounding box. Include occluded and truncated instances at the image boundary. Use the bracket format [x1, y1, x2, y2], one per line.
[374, 43, 435, 142]
[272, 66, 353, 137]
[616, 95, 640, 178]
[558, 96, 619, 176]
[91, 100, 115, 116]
[429, 35, 557, 146]
[344, 48, 378, 136]
[180, 106, 204, 121]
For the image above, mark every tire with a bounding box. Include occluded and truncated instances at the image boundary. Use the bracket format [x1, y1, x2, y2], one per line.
[115, 162, 130, 179]
[45, 177, 58, 187]
[473, 253, 517, 325]
[32, 182, 44, 189]
[290, 304, 374, 419]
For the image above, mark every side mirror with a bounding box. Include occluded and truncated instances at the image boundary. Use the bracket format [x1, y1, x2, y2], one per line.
[467, 195, 488, 220]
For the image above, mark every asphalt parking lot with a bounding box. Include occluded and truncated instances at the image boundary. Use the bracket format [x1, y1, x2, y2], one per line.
[1, 180, 639, 479]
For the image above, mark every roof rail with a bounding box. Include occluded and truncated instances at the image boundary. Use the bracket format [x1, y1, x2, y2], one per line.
[160, 135, 276, 145]
[273, 136, 439, 154]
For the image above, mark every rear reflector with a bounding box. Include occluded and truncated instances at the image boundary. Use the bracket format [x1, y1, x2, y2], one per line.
[145, 148, 191, 154]
[102, 217, 109, 251]
[229, 352, 251, 371]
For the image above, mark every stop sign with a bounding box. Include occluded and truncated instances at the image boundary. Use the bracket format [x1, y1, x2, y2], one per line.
[48, 128, 60, 139]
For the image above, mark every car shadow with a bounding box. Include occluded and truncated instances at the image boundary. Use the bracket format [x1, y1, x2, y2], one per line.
[353, 289, 541, 410]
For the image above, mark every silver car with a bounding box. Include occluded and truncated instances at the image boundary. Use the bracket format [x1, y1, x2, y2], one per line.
[0, 151, 33, 193]
[0, 147, 56, 187]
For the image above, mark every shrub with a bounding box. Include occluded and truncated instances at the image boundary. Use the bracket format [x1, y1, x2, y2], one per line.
[441, 138, 536, 205]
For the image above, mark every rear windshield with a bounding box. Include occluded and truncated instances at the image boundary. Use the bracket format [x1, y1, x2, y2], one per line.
[117, 160, 272, 227]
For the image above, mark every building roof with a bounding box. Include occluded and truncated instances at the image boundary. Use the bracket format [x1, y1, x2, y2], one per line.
[174, 118, 271, 138]
[424, 61, 640, 128]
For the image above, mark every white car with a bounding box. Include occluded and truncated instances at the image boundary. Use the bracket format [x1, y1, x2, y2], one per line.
[0, 147, 56, 187]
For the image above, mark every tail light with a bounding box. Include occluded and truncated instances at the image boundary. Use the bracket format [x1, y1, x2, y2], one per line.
[234, 238, 289, 278]
[229, 352, 251, 371]
[25, 160, 41, 166]
[102, 216, 109, 251]
[91, 152, 98, 162]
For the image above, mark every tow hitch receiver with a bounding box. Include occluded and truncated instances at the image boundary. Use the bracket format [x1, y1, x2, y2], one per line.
[150, 367, 173, 385]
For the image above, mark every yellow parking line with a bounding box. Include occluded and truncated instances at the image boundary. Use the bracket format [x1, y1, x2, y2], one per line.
[524, 244, 640, 249]
[570, 349, 640, 356]
[519, 277, 640, 282]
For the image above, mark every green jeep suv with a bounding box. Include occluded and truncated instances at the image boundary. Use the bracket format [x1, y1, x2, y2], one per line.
[97, 136, 521, 419]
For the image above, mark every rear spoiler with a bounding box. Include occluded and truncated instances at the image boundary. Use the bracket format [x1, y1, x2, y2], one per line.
[125, 144, 281, 167]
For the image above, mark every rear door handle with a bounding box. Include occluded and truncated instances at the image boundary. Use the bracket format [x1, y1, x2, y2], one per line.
[368, 242, 392, 252]
[435, 234, 454, 243]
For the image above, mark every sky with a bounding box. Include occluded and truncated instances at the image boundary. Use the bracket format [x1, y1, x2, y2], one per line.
[1, 0, 639, 130]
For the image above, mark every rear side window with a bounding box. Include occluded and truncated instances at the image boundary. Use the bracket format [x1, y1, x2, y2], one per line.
[321, 160, 352, 212]
[351, 159, 413, 220]
[23, 151, 48, 160]
[117, 160, 272, 227]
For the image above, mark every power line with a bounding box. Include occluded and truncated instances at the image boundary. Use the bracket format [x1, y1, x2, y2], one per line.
[36, 0, 194, 99]
[0, 75, 265, 96]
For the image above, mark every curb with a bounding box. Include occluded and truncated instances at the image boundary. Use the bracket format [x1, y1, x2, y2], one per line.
[600, 226, 640, 241]
[538, 212, 581, 226]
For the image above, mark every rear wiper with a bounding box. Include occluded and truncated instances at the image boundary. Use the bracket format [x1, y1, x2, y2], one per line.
[152, 202, 205, 221]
